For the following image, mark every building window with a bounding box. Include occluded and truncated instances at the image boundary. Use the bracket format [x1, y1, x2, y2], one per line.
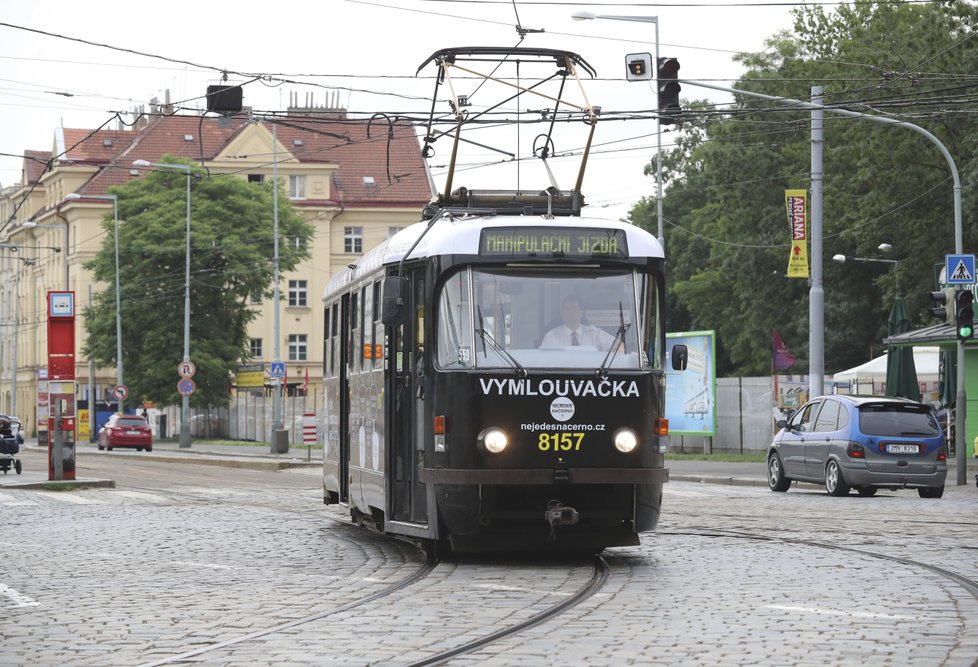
[248, 174, 264, 184]
[288, 175, 306, 199]
[288, 334, 307, 361]
[250, 338, 263, 359]
[344, 226, 363, 254]
[289, 280, 308, 307]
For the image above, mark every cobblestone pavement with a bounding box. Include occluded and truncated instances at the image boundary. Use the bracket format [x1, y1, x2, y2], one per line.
[1, 449, 976, 666]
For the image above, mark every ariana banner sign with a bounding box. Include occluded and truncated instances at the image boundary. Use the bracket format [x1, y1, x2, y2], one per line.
[785, 189, 809, 279]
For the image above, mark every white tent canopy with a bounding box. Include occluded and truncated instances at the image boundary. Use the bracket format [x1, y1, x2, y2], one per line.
[832, 346, 941, 382]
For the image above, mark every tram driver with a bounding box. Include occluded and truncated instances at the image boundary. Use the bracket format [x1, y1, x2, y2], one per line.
[540, 295, 618, 349]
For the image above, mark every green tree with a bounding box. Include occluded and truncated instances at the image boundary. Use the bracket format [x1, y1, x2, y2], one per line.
[643, 1, 978, 376]
[83, 157, 313, 408]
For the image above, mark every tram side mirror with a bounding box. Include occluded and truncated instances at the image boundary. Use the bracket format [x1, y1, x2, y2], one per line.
[381, 276, 408, 325]
[671, 344, 688, 371]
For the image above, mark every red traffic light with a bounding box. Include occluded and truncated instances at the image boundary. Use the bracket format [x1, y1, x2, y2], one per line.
[657, 57, 680, 79]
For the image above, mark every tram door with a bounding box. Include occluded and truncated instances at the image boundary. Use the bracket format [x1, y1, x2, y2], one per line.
[389, 269, 428, 524]
[337, 293, 350, 503]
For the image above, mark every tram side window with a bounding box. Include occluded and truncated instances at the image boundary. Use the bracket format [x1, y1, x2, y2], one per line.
[323, 304, 331, 378]
[350, 290, 359, 371]
[362, 284, 373, 370]
[638, 275, 662, 369]
[331, 303, 339, 377]
[436, 270, 472, 368]
[372, 280, 382, 368]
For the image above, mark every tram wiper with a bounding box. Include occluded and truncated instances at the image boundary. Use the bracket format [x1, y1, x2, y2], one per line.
[477, 306, 527, 376]
[597, 301, 630, 376]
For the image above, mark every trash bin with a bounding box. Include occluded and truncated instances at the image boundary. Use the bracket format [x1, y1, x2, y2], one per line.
[271, 429, 289, 454]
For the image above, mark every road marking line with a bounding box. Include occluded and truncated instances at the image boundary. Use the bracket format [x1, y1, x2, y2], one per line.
[34, 491, 104, 504]
[0, 493, 36, 506]
[0, 584, 40, 608]
[474, 583, 573, 596]
[172, 560, 240, 571]
[112, 490, 169, 503]
[766, 604, 915, 620]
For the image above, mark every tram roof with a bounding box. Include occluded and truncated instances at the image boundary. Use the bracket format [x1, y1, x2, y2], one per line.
[324, 212, 664, 297]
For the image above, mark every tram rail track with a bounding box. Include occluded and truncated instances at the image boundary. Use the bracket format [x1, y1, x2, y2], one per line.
[124, 485, 611, 667]
[138, 548, 436, 667]
[405, 555, 609, 666]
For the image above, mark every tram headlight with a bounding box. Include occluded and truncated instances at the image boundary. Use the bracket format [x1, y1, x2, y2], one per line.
[613, 428, 639, 453]
[479, 428, 509, 455]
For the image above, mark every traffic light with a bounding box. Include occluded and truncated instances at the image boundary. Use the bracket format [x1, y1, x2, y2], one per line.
[929, 288, 953, 323]
[657, 57, 681, 125]
[955, 289, 974, 340]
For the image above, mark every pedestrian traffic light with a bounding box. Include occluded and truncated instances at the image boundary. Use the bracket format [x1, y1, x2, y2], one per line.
[955, 289, 974, 340]
[657, 57, 681, 125]
[625, 53, 652, 81]
[929, 288, 953, 323]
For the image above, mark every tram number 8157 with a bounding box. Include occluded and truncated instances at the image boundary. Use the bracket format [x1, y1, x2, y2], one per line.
[538, 432, 585, 451]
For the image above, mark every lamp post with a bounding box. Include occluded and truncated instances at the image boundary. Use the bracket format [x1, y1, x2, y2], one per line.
[0, 244, 21, 417]
[66, 193, 122, 397]
[572, 11, 664, 249]
[133, 159, 192, 448]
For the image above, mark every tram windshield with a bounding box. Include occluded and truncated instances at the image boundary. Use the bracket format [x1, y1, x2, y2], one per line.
[436, 267, 662, 371]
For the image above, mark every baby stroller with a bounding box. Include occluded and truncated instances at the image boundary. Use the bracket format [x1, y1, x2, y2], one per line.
[0, 415, 22, 475]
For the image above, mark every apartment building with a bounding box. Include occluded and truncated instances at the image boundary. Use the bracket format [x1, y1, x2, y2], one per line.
[0, 109, 434, 435]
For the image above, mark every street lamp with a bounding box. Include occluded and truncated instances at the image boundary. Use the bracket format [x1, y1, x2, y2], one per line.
[132, 159, 193, 448]
[572, 11, 664, 249]
[65, 193, 123, 398]
[832, 243, 897, 266]
[22, 219, 68, 289]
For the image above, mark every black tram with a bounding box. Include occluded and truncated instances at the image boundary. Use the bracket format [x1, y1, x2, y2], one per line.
[322, 195, 687, 552]
[322, 46, 686, 551]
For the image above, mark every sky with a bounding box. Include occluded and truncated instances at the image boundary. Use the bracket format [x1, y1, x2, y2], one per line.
[0, 0, 803, 221]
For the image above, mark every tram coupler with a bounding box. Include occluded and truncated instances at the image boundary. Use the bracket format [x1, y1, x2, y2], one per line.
[545, 500, 579, 527]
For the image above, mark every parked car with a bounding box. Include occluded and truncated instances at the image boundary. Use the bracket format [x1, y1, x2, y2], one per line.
[767, 395, 946, 498]
[98, 414, 153, 452]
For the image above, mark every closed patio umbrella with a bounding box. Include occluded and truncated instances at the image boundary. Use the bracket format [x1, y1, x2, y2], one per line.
[885, 296, 921, 402]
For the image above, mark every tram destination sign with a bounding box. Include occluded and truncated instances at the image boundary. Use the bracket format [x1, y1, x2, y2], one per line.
[480, 227, 628, 259]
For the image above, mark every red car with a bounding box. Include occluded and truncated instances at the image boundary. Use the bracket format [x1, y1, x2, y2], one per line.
[97, 414, 153, 452]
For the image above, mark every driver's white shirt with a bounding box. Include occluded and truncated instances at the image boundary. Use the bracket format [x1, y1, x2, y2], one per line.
[541, 324, 615, 349]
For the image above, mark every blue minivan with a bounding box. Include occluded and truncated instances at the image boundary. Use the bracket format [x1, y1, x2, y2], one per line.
[768, 395, 946, 498]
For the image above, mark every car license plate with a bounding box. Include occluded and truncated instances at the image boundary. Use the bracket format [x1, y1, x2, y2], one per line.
[127, 430, 140, 436]
[885, 443, 919, 454]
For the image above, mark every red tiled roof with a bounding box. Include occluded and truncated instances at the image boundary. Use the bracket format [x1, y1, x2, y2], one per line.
[75, 115, 432, 207]
[61, 128, 135, 165]
[23, 150, 51, 186]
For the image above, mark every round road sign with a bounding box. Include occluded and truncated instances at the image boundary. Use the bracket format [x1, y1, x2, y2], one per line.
[177, 378, 196, 396]
[178, 361, 197, 378]
[112, 384, 129, 401]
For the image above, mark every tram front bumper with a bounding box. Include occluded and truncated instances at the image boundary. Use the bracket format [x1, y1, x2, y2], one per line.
[418, 467, 669, 485]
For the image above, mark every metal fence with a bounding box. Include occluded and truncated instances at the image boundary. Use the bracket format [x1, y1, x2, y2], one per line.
[673, 376, 777, 454]
[155, 389, 321, 445]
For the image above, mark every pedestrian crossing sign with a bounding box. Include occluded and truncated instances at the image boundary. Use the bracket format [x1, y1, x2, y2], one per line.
[945, 254, 976, 285]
